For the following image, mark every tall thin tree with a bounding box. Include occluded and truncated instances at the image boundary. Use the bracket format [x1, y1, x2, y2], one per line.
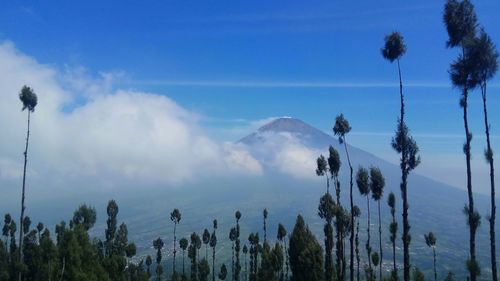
[333, 114, 354, 281]
[353, 205, 361, 281]
[356, 167, 372, 280]
[382, 31, 420, 281]
[17, 85, 38, 281]
[180, 237, 189, 278]
[153, 237, 164, 281]
[263, 209, 268, 244]
[388, 192, 398, 280]
[211, 219, 218, 281]
[425, 232, 437, 281]
[203, 229, 211, 261]
[469, 29, 498, 281]
[277, 224, 287, 281]
[171, 209, 182, 279]
[235, 211, 242, 281]
[443, 1, 481, 280]
[370, 167, 385, 281]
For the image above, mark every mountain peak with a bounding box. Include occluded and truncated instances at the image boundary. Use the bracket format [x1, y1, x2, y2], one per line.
[258, 117, 323, 135]
[239, 117, 334, 148]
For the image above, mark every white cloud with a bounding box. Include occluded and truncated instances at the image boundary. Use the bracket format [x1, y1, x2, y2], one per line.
[0, 41, 263, 192]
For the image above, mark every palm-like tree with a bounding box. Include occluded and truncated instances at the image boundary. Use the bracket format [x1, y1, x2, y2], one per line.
[387, 192, 398, 280]
[353, 205, 361, 281]
[469, 29, 499, 281]
[333, 114, 355, 281]
[444, 2, 481, 279]
[211, 219, 218, 281]
[242, 245, 248, 281]
[277, 224, 287, 281]
[356, 167, 372, 280]
[370, 167, 385, 281]
[235, 211, 242, 281]
[318, 191, 336, 281]
[153, 237, 165, 281]
[425, 232, 437, 281]
[202, 228, 211, 261]
[230, 227, 237, 280]
[371, 252, 380, 281]
[263, 209, 268, 244]
[382, 32, 420, 281]
[317, 155, 330, 194]
[17, 85, 38, 280]
[180, 237, 189, 277]
[171, 208, 182, 277]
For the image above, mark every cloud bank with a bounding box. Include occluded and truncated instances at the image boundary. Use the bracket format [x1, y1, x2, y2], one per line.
[0, 41, 270, 193]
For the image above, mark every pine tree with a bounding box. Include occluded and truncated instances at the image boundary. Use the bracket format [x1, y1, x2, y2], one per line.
[288, 215, 324, 281]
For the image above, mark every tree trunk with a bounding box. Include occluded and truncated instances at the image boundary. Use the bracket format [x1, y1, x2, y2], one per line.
[173, 223, 177, 277]
[433, 247, 437, 281]
[212, 245, 216, 281]
[19, 110, 31, 281]
[342, 139, 354, 281]
[378, 201, 382, 281]
[482, 84, 497, 281]
[463, 90, 477, 281]
[366, 196, 372, 281]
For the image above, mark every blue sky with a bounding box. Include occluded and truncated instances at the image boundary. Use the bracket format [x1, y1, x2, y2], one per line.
[0, 0, 499, 192]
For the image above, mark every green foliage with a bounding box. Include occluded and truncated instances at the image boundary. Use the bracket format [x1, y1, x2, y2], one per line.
[19, 85, 38, 112]
[72, 204, 97, 231]
[370, 167, 385, 201]
[219, 264, 227, 280]
[424, 232, 437, 248]
[328, 146, 341, 177]
[443, 0, 477, 48]
[199, 258, 210, 281]
[381, 32, 407, 63]
[356, 167, 370, 196]
[333, 114, 351, 142]
[288, 215, 324, 281]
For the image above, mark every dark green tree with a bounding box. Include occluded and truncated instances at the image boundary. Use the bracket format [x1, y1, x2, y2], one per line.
[203, 229, 211, 261]
[382, 31, 420, 281]
[211, 219, 218, 281]
[412, 268, 425, 281]
[189, 233, 201, 281]
[468, 28, 498, 281]
[199, 258, 210, 281]
[105, 200, 119, 257]
[171, 208, 182, 279]
[17, 85, 38, 281]
[333, 113, 355, 281]
[370, 167, 385, 281]
[230, 227, 237, 280]
[72, 204, 97, 231]
[318, 192, 336, 281]
[388, 192, 398, 280]
[219, 264, 228, 281]
[277, 224, 288, 281]
[288, 215, 324, 281]
[243, 245, 248, 281]
[146, 255, 152, 278]
[153, 237, 164, 281]
[424, 232, 437, 281]
[180, 237, 189, 278]
[356, 167, 372, 280]
[443, 1, 480, 280]
[263, 209, 268, 244]
[235, 211, 242, 281]
[248, 233, 260, 281]
[353, 206, 361, 281]
[371, 252, 380, 281]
